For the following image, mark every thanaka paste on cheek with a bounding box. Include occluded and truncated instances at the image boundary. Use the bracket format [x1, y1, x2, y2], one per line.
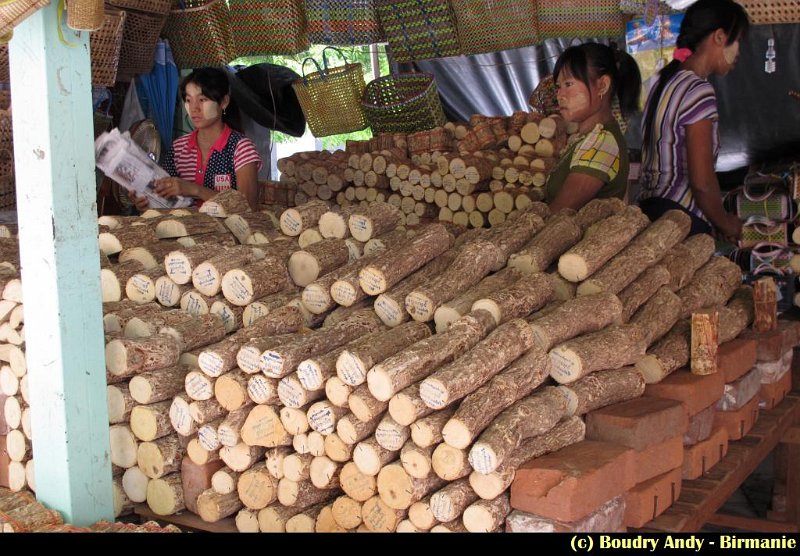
[202, 101, 221, 120]
[723, 41, 739, 64]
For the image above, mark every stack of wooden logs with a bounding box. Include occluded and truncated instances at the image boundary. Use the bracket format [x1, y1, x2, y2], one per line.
[277, 112, 580, 230]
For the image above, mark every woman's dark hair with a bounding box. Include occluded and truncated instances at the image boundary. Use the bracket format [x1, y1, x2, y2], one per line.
[180, 67, 241, 130]
[642, 0, 749, 146]
[553, 42, 642, 117]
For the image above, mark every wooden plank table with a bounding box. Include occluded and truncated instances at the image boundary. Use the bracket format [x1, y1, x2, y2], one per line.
[135, 503, 237, 533]
[640, 393, 800, 532]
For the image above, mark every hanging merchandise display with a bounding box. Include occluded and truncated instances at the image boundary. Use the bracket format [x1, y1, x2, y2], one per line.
[537, 0, 625, 41]
[361, 72, 446, 134]
[115, 9, 168, 80]
[375, 0, 461, 63]
[0, 0, 50, 37]
[66, 0, 104, 30]
[162, 0, 235, 69]
[304, 0, 383, 46]
[89, 8, 126, 87]
[450, 0, 538, 56]
[228, 0, 308, 57]
[736, 0, 800, 24]
[292, 47, 368, 137]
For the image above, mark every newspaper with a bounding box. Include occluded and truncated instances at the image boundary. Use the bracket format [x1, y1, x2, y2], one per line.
[94, 128, 193, 209]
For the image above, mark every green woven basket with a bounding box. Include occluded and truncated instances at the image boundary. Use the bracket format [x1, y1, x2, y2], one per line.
[538, 0, 625, 40]
[229, 0, 308, 56]
[361, 73, 446, 134]
[163, 0, 234, 69]
[375, 0, 460, 62]
[305, 0, 383, 46]
[451, 0, 538, 56]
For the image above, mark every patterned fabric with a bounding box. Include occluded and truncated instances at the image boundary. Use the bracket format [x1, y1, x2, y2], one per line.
[545, 119, 628, 202]
[162, 124, 262, 194]
[636, 70, 719, 221]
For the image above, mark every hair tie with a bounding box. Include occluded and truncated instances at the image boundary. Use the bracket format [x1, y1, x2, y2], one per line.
[673, 48, 693, 63]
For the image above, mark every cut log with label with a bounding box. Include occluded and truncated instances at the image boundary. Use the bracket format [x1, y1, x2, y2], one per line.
[220, 443, 266, 472]
[431, 443, 473, 481]
[468, 416, 584, 500]
[324, 432, 355, 462]
[468, 387, 568, 475]
[507, 213, 582, 274]
[325, 377, 353, 408]
[107, 382, 135, 424]
[280, 200, 330, 237]
[401, 441, 435, 479]
[265, 446, 293, 480]
[336, 412, 383, 445]
[130, 400, 173, 441]
[375, 414, 410, 452]
[429, 477, 479, 523]
[629, 287, 682, 348]
[367, 310, 497, 402]
[530, 292, 622, 352]
[677, 256, 742, 319]
[288, 239, 350, 287]
[155, 214, 226, 239]
[137, 435, 183, 479]
[101, 260, 147, 302]
[348, 203, 402, 242]
[389, 383, 435, 426]
[617, 265, 671, 323]
[146, 473, 185, 515]
[377, 463, 447, 511]
[221, 258, 292, 307]
[433, 268, 522, 333]
[353, 436, 399, 476]
[659, 233, 716, 292]
[165, 244, 228, 285]
[558, 206, 651, 282]
[168, 394, 196, 437]
[310, 456, 342, 489]
[307, 400, 349, 435]
[577, 210, 691, 295]
[240, 405, 291, 448]
[463, 493, 511, 532]
[341, 461, 377, 502]
[199, 189, 251, 218]
[237, 462, 279, 510]
[574, 198, 626, 232]
[217, 404, 254, 446]
[420, 319, 535, 410]
[359, 224, 453, 295]
[129, 365, 190, 405]
[192, 246, 266, 297]
[362, 495, 408, 532]
[472, 272, 553, 325]
[155, 276, 191, 307]
[224, 213, 278, 244]
[278, 372, 325, 409]
[442, 345, 550, 450]
[557, 366, 645, 416]
[548, 324, 647, 384]
[332, 495, 363, 529]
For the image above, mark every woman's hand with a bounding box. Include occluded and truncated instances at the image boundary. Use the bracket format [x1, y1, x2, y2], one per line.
[716, 212, 743, 244]
[153, 177, 198, 199]
[127, 190, 149, 213]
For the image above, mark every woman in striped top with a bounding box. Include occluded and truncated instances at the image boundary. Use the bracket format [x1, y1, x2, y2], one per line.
[636, 0, 749, 242]
[131, 67, 262, 211]
[546, 43, 641, 212]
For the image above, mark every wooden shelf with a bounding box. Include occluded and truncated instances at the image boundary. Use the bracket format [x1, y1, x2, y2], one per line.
[639, 393, 800, 532]
[135, 503, 237, 533]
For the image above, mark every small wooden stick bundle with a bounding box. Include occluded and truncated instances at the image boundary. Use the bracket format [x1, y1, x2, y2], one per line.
[691, 309, 719, 376]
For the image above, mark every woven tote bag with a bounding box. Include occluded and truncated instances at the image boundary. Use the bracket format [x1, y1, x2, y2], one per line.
[375, 0, 460, 62]
[116, 9, 167, 79]
[538, 0, 625, 40]
[90, 8, 127, 86]
[229, 0, 308, 56]
[305, 0, 383, 46]
[361, 73, 446, 134]
[292, 47, 368, 137]
[450, 0, 538, 56]
[162, 0, 234, 69]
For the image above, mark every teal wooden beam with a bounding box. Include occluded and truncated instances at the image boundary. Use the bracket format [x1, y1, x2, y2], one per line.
[8, 3, 113, 524]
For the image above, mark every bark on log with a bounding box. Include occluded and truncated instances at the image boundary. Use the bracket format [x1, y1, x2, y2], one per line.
[280, 200, 331, 237]
[429, 477, 479, 523]
[530, 292, 622, 352]
[660, 234, 716, 292]
[353, 436, 399, 476]
[99, 225, 159, 255]
[299, 328, 387, 392]
[719, 286, 754, 343]
[277, 478, 339, 508]
[362, 495, 408, 532]
[103, 302, 161, 334]
[137, 435, 183, 479]
[367, 310, 497, 402]
[359, 224, 454, 295]
[507, 213, 582, 274]
[284, 503, 326, 532]
[558, 206, 651, 282]
[691, 309, 719, 376]
[411, 407, 457, 449]
[221, 258, 292, 307]
[377, 463, 447, 511]
[433, 268, 522, 333]
[192, 246, 266, 297]
[336, 412, 383, 445]
[146, 473, 185, 515]
[753, 277, 778, 332]
[123, 308, 194, 339]
[241, 289, 303, 327]
[389, 383, 435, 426]
[420, 319, 535, 410]
[168, 394, 196, 436]
[618, 265, 671, 323]
[159, 313, 226, 352]
[199, 189, 251, 218]
[340, 461, 377, 502]
[468, 387, 568, 475]
[319, 207, 358, 239]
[130, 400, 174, 441]
[237, 462, 279, 510]
[155, 214, 226, 239]
[677, 256, 742, 319]
[401, 441, 435, 479]
[217, 404, 254, 446]
[574, 198, 627, 232]
[224, 213, 278, 244]
[558, 367, 646, 416]
[129, 365, 189, 405]
[481, 210, 547, 271]
[288, 239, 350, 287]
[548, 324, 647, 384]
[265, 446, 293, 480]
[577, 210, 691, 295]
[442, 345, 551, 450]
[463, 493, 511, 532]
[468, 418, 585, 500]
[240, 405, 291, 448]
[197, 489, 244, 523]
[471, 272, 554, 325]
[348, 203, 403, 242]
[321, 298, 373, 328]
[101, 260, 147, 302]
[257, 504, 305, 533]
[189, 398, 227, 425]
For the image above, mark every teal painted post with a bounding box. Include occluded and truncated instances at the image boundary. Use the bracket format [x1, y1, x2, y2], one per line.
[8, 4, 114, 524]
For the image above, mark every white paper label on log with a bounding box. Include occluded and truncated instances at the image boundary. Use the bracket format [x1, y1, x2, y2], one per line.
[248, 413, 280, 440]
[169, 402, 192, 432]
[277, 380, 304, 408]
[296, 363, 320, 391]
[468, 447, 495, 476]
[350, 217, 368, 235]
[244, 304, 268, 327]
[186, 373, 214, 399]
[227, 218, 249, 239]
[204, 205, 223, 218]
[226, 275, 251, 305]
[247, 376, 273, 403]
[548, 349, 575, 383]
[359, 269, 384, 295]
[158, 280, 178, 302]
[185, 296, 206, 316]
[375, 428, 405, 448]
[130, 275, 151, 296]
[198, 427, 219, 449]
[405, 295, 432, 321]
[167, 259, 190, 279]
[374, 297, 401, 323]
[308, 406, 336, 434]
[218, 428, 238, 447]
[198, 353, 224, 378]
[218, 306, 236, 330]
[337, 352, 366, 385]
[238, 349, 262, 374]
[282, 213, 302, 236]
[430, 495, 455, 522]
[194, 269, 216, 290]
[419, 381, 447, 410]
[261, 352, 284, 376]
[303, 288, 329, 311]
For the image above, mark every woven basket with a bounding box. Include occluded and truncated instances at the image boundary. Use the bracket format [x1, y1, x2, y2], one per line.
[0, 89, 9, 109]
[538, 0, 625, 40]
[229, 0, 308, 57]
[375, 0, 460, 62]
[619, 0, 676, 15]
[163, 0, 234, 69]
[0, 0, 50, 37]
[90, 8, 126, 86]
[305, 0, 383, 46]
[0, 109, 13, 210]
[740, 222, 788, 248]
[67, 0, 105, 31]
[361, 73, 446, 134]
[116, 9, 166, 80]
[736, 0, 800, 24]
[450, 0, 538, 56]
[292, 48, 368, 137]
[0, 44, 7, 83]
[108, 0, 171, 15]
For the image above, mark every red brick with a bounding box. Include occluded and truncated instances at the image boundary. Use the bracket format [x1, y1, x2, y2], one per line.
[760, 367, 792, 410]
[712, 393, 760, 441]
[740, 321, 799, 362]
[585, 397, 687, 451]
[0, 435, 8, 488]
[0, 393, 8, 435]
[644, 369, 725, 417]
[682, 425, 729, 480]
[505, 496, 625, 532]
[623, 466, 682, 528]
[510, 440, 635, 522]
[181, 457, 225, 515]
[683, 404, 715, 446]
[717, 339, 757, 383]
[633, 436, 684, 484]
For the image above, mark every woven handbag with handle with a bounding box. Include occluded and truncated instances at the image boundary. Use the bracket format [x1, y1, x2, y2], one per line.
[90, 8, 127, 87]
[162, 0, 234, 69]
[292, 47, 368, 137]
[229, 0, 308, 56]
[740, 220, 788, 249]
[361, 72, 446, 134]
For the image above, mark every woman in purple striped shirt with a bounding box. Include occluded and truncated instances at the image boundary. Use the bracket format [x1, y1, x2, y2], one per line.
[636, 0, 749, 243]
